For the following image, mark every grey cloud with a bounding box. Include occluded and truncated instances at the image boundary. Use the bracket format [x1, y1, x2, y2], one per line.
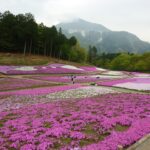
[0, 0, 150, 42]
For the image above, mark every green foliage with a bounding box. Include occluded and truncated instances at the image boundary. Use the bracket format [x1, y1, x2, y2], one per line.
[69, 43, 87, 63]
[89, 51, 150, 72]
[0, 11, 85, 63]
[110, 53, 131, 70]
[88, 45, 97, 63]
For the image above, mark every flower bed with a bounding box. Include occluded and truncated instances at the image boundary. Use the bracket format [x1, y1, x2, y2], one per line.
[80, 66, 106, 72]
[0, 66, 15, 74]
[0, 64, 105, 75]
[30, 75, 107, 83]
[0, 64, 86, 75]
[0, 86, 115, 111]
[0, 93, 150, 150]
[101, 71, 125, 76]
[0, 78, 53, 91]
[132, 72, 150, 77]
[0, 84, 82, 96]
[7, 67, 85, 75]
[46, 86, 116, 99]
[90, 75, 124, 79]
[98, 78, 150, 91]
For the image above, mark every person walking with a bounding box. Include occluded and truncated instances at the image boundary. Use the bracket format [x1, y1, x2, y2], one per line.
[71, 75, 75, 84]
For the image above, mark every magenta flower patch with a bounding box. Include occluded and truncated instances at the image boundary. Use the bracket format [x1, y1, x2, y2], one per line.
[0, 93, 150, 149]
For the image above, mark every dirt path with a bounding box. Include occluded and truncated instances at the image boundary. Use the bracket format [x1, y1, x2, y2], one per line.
[127, 134, 150, 150]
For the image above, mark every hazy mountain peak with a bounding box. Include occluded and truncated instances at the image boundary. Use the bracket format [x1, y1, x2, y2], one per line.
[57, 19, 150, 53]
[57, 18, 110, 33]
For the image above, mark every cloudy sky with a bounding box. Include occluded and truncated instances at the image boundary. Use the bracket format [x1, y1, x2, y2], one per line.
[1, 0, 150, 42]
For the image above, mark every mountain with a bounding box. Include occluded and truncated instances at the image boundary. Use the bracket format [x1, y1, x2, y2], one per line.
[57, 18, 150, 53]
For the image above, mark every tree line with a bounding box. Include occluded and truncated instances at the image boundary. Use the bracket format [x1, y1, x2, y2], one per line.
[88, 46, 150, 72]
[0, 11, 88, 62]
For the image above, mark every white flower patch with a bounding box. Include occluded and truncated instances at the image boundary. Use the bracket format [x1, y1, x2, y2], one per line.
[134, 73, 150, 77]
[114, 82, 150, 91]
[90, 75, 123, 79]
[61, 65, 83, 71]
[46, 86, 116, 99]
[102, 71, 124, 76]
[15, 66, 37, 71]
[96, 67, 107, 71]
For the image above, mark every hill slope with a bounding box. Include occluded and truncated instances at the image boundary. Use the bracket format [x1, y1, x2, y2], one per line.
[57, 19, 150, 53]
[0, 53, 87, 66]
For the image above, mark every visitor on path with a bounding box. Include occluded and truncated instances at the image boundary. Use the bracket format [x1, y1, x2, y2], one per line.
[71, 75, 76, 84]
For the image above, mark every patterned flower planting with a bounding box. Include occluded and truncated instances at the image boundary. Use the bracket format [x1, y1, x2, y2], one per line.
[29, 75, 109, 83]
[46, 86, 116, 99]
[80, 66, 106, 72]
[0, 84, 82, 96]
[98, 77, 150, 91]
[132, 72, 150, 77]
[0, 64, 106, 75]
[0, 93, 150, 150]
[0, 64, 150, 150]
[0, 86, 115, 112]
[0, 65, 84, 75]
[0, 77, 54, 91]
[101, 71, 125, 76]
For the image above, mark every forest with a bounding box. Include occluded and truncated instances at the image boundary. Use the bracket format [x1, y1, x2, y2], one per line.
[0, 11, 87, 62]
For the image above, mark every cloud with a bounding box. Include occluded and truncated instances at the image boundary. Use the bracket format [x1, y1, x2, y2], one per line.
[0, 0, 150, 42]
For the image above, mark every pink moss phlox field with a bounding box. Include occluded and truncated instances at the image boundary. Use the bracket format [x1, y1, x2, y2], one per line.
[0, 64, 104, 75]
[0, 66, 16, 73]
[31, 75, 104, 83]
[97, 78, 150, 86]
[0, 78, 51, 91]
[7, 67, 84, 75]
[0, 64, 108, 75]
[0, 84, 82, 96]
[0, 65, 85, 75]
[0, 93, 150, 149]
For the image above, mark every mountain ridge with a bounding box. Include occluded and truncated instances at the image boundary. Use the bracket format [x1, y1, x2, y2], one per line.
[57, 19, 150, 53]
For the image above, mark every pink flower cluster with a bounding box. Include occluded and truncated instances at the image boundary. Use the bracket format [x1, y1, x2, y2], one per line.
[0, 93, 150, 150]
[30, 75, 103, 83]
[0, 84, 82, 96]
[0, 78, 51, 91]
[0, 64, 105, 75]
[0, 65, 85, 75]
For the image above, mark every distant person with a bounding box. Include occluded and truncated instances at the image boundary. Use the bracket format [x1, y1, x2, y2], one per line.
[71, 75, 75, 84]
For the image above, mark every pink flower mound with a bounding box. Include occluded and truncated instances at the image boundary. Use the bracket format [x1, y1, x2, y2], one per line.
[7, 67, 85, 75]
[0, 93, 150, 149]
[0, 84, 82, 96]
[0, 64, 86, 75]
[0, 66, 15, 73]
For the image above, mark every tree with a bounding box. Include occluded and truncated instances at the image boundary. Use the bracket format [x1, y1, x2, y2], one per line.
[110, 53, 131, 70]
[69, 43, 87, 63]
[88, 45, 97, 63]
